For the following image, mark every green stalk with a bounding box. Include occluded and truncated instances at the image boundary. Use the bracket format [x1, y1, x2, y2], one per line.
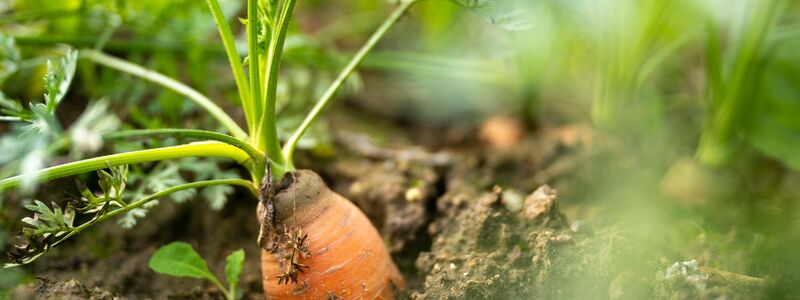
[210, 276, 232, 300]
[705, 21, 723, 103]
[206, 0, 255, 134]
[103, 129, 264, 167]
[57, 179, 255, 246]
[247, 0, 264, 147]
[0, 142, 251, 192]
[697, 0, 782, 166]
[80, 50, 247, 139]
[282, 0, 420, 167]
[591, 1, 669, 129]
[227, 280, 237, 300]
[635, 29, 699, 90]
[255, 0, 297, 167]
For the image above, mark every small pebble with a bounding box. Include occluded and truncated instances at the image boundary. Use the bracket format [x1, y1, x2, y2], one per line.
[502, 189, 524, 212]
[480, 115, 524, 150]
[405, 187, 423, 202]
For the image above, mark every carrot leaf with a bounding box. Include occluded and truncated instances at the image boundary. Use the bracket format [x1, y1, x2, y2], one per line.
[149, 241, 233, 299]
[43, 49, 77, 114]
[149, 242, 215, 280]
[224, 249, 245, 299]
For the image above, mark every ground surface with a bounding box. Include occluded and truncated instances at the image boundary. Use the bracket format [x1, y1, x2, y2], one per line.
[2, 106, 774, 299]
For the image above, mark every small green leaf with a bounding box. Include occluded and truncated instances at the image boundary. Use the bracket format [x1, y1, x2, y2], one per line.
[178, 158, 239, 209]
[118, 208, 147, 229]
[98, 169, 114, 200]
[203, 185, 234, 210]
[23, 103, 59, 135]
[149, 242, 216, 280]
[97, 163, 128, 201]
[750, 116, 800, 169]
[22, 200, 73, 234]
[224, 249, 245, 297]
[43, 49, 78, 114]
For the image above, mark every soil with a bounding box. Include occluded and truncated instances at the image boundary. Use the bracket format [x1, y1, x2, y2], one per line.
[1, 107, 770, 299]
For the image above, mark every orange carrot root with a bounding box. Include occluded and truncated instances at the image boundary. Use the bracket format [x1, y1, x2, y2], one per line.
[261, 170, 405, 299]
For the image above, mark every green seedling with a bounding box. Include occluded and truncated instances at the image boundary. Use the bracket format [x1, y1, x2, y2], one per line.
[149, 242, 245, 300]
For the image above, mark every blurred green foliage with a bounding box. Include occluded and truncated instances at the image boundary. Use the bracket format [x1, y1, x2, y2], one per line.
[748, 32, 800, 170]
[351, 0, 799, 174]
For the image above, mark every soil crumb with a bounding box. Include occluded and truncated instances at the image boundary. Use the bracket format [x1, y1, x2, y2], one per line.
[412, 181, 606, 299]
[12, 277, 117, 300]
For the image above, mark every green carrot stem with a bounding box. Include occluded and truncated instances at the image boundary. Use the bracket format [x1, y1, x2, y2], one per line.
[0, 142, 251, 192]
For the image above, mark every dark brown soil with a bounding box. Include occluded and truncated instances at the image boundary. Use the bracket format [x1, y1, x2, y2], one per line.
[1, 109, 768, 299]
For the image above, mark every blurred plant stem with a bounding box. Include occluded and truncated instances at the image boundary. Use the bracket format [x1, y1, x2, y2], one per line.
[591, 0, 673, 133]
[206, 0, 253, 133]
[0, 142, 252, 192]
[81, 50, 247, 139]
[282, 0, 421, 167]
[696, 0, 783, 167]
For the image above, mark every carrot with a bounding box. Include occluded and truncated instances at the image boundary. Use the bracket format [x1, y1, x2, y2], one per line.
[259, 170, 405, 299]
